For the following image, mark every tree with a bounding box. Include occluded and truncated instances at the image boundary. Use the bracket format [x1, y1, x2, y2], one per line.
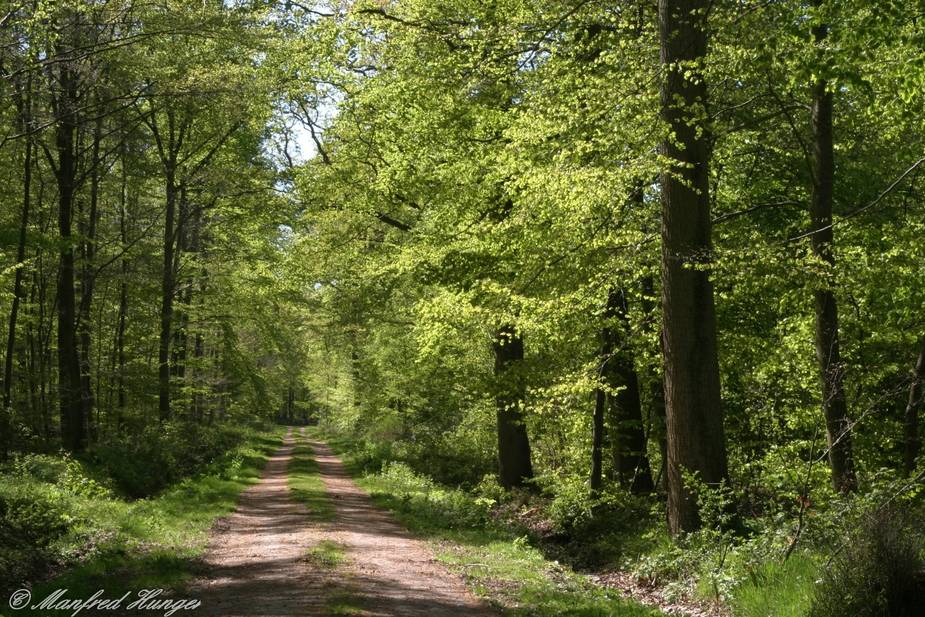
[658, 0, 729, 534]
[808, 2, 857, 493]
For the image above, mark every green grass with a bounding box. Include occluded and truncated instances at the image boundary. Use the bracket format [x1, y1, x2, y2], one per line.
[8, 427, 285, 616]
[309, 427, 661, 617]
[288, 439, 335, 521]
[304, 540, 348, 569]
[729, 555, 817, 617]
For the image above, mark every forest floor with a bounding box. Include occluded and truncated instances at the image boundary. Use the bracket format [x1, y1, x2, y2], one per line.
[188, 428, 494, 616]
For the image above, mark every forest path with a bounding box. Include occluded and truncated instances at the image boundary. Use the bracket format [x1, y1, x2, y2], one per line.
[187, 428, 331, 616]
[304, 430, 495, 616]
[189, 427, 494, 616]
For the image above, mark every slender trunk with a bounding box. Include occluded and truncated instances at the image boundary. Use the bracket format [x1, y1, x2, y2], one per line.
[115, 157, 129, 423]
[77, 114, 103, 438]
[810, 12, 857, 493]
[903, 338, 925, 475]
[592, 289, 655, 495]
[494, 325, 533, 489]
[605, 290, 655, 494]
[2, 76, 33, 458]
[158, 171, 177, 421]
[640, 276, 668, 492]
[658, 0, 729, 534]
[591, 384, 606, 494]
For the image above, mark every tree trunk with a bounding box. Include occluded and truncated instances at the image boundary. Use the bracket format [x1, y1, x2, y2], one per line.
[605, 289, 655, 494]
[158, 171, 178, 421]
[77, 114, 103, 437]
[658, 0, 729, 534]
[591, 384, 606, 494]
[2, 75, 33, 458]
[494, 325, 533, 489]
[55, 63, 87, 452]
[810, 13, 857, 494]
[592, 289, 654, 495]
[640, 275, 669, 492]
[903, 338, 925, 475]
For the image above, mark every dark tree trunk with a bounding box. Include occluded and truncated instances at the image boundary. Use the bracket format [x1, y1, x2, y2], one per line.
[592, 289, 654, 495]
[54, 63, 87, 453]
[77, 114, 103, 436]
[494, 325, 533, 489]
[2, 75, 33, 458]
[810, 13, 857, 494]
[115, 154, 129, 424]
[158, 171, 178, 421]
[605, 290, 654, 494]
[591, 383, 606, 494]
[658, 0, 729, 534]
[641, 275, 668, 492]
[903, 338, 925, 475]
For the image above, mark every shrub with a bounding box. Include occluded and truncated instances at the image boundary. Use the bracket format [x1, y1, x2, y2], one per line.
[810, 504, 925, 617]
[92, 421, 246, 497]
[0, 480, 76, 594]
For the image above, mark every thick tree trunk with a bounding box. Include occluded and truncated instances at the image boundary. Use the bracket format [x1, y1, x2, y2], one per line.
[903, 338, 925, 475]
[810, 15, 857, 494]
[658, 0, 729, 534]
[494, 325, 533, 489]
[55, 64, 87, 452]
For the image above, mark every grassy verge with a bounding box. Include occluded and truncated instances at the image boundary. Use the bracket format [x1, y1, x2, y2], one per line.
[308, 427, 660, 617]
[287, 436, 335, 521]
[6, 425, 285, 615]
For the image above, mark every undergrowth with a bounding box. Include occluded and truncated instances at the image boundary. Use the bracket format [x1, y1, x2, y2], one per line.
[0, 422, 284, 604]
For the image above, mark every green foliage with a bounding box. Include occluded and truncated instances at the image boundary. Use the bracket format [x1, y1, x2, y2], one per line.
[0, 425, 281, 598]
[810, 505, 925, 617]
[91, 421, 248, 497]
[0, 479, 76, 593]
[731, 556, 816, 617]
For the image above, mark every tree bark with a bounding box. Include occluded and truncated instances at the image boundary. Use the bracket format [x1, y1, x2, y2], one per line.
[494, 325, 533, 489]
[54, 61, 87, 452]
[658, 0, 729, 534]
[810, 13, 857, 493]
[903, 338, 925, 475]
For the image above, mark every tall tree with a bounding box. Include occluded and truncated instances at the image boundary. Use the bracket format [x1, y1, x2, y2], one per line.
[808, 4, 857, 493]
[47, 11, 88, 452]
[658, 0, 729, 534]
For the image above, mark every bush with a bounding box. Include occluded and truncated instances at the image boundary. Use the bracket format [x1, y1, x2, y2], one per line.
[92, 421, 246, 497]
[0, 480, 76, 594]
[810, 505, 925, 617]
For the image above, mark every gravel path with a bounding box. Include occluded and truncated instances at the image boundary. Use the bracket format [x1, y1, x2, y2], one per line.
[189, 428, 494, 617]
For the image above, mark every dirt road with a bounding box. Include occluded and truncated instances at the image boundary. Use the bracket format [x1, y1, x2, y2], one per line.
[189, 429, 492, 616]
